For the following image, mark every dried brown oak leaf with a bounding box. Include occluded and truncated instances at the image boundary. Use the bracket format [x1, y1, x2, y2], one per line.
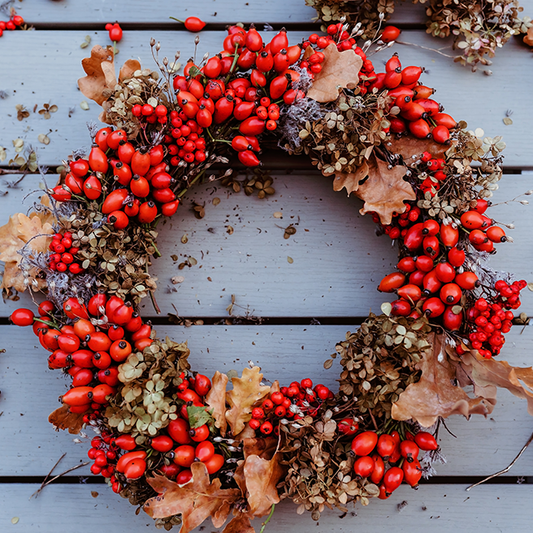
[205, 370, 229, 436]
[391, 333, 493, 427]
[48, 405, 85, 434]
[356, 154, 415, 226]
[332, 159, 369, 196]
[458, 349, 533, 416]
[78, 45, 140, 122]
[144, 463, 240, 532]
[222, 513, 255, 533]
[387, 134, 449, 162]
[307, 43, 363, 103]
[226, 367, 270, 436]
[0, 206, 54, 292]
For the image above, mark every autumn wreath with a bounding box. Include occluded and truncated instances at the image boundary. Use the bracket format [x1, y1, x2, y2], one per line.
[1, 21, 533, 533]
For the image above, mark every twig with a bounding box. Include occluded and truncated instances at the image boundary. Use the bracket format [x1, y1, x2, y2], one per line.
[396, 40, 455, 59]
[30, 453, 66, 499]
[465, 431, 533, 491]
[368, 409, 379, 432]
[31, 459, 90, 498]
[259, 504, 276, 533]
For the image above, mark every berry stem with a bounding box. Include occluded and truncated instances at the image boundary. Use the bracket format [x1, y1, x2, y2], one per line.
[259, 504, 276, 533]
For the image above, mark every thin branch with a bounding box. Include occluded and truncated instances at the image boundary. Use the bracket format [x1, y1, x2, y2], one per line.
[465, 431, 533, 491]
[396, 40, 455, 59]
[30, 452, 66, 499]
[31, 456, 90, 498]
[259, 504, 276, 533]
[368, 409, 379, 432]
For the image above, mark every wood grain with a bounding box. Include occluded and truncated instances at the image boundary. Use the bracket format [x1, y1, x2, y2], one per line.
[0, 30, 532, 167]
[1, 325, 532, 476]
[1, 173, 532, 318]
[0, 483, 532, 532]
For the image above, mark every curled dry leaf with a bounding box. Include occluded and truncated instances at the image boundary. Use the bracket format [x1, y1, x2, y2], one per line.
[205, 370, 229, 436]
[222, 513, 255, 533]
[387, 134, 450, 162]
[225, 367, 270, 436]
[392, 333, 494, 427]
[356, 154, 416, 226]
[332, 159, 369, 196]
[0, 202, 55, 292]
[48, 405, 86, 434]
[307, 43, 363, 103]
[78, 45, 141, 123]
[233, 437, 284, 518]
[458, 349, 533, 416]
[144, 463, 240, 533]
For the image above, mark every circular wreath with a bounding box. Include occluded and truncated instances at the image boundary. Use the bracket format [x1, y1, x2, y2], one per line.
[2, 21, 532, 533]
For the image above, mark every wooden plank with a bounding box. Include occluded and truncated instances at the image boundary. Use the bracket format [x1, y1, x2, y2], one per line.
[1, 172, 532, 318]
[15, 0, 425, 25]
[1, 325, 532, 476]
[0, 483, 531, 532]
[0, 30, 532, 168]
[14, 0, 533, 25]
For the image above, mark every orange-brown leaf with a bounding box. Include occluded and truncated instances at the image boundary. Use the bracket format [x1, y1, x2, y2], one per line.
[222, 513, 255, 533]
[144, 463, 240, 532]
[243, 450, 285, 517]
[205, 371, 229, 436]
[48, 406, 86, 434]
[387, 134, 449, 162]
[331, 159, 369, 196]
[0, 207, 55, 292]
[392, 333, 494, 427]
[225, 367, 270, 437]
[78, 45, 117, 106]
[356, 154, 416, 225]
[307, 44, 363, 103]
[459, 350, 533, 416]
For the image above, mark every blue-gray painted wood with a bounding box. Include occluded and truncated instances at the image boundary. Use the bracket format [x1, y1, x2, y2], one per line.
[1, 484, 532, 532]
[1, 325, 532, 476]
[0, 30, 532, 167]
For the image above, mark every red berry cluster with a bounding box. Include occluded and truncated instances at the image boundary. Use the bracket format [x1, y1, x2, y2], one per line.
[11, 293, 154, 420]
[460, 208, 508, 254]
[349, 429, 438, 499]
[50, 128, 179, 226]
[371, 54, 456, 143]
[48, 231, 85, 274]
[248, 379, 333, 435]
[84, 371, 224, 493]
[462, 279, 526, 358]
[0, 13, 24, 37]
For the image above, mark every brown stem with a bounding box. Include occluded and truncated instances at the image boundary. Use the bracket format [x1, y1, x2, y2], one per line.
[465, 430, 533, 491]
[369, 409, 379, 431]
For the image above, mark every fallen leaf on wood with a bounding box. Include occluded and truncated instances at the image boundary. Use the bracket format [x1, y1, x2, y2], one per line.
[387, 134, 449, 162]
[0, 204, 55, 292]
[144, 463, 240, 532]
[48, 406, 85, 434]
[226, 367, 270, 437]
[307, 44, 363, 103]
[205, 371, 229, 436]
[331, 159, 369, 196]
[356, 154, 416, 225]
[459, 349, 533, 416]
[392, 333, 494, 427]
